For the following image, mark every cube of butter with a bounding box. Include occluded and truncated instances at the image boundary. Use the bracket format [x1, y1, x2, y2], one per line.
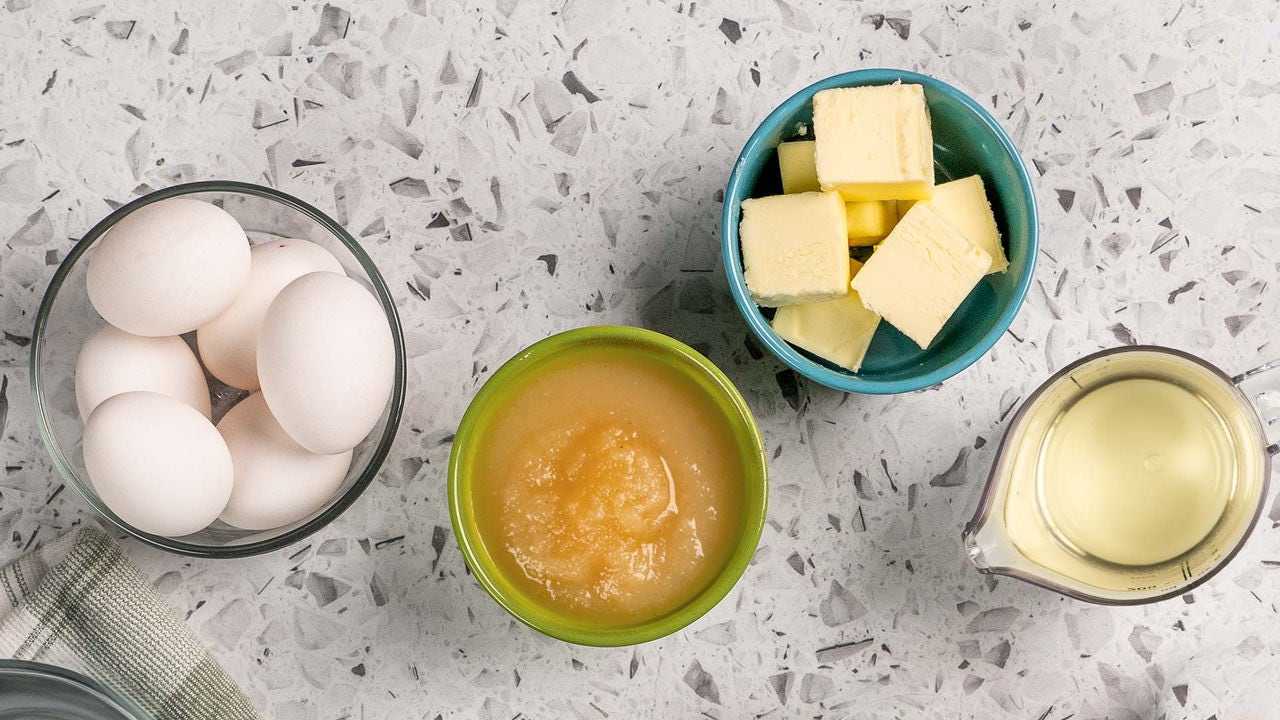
[740, 191, 849, 307]
[772, 260, 882, 372]
[813, 83, 934, 201]
[923, 175, 1007, 274]
[851, 202, 991, 348]
[846, 200, 897, 246]
[777, 141, 820, 194]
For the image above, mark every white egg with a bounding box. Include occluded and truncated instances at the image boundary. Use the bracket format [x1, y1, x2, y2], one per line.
[258, 272, 395, 454]
[197, 239, 344, 390]
[83, 391, 233, 537]
[217, 392, 352, 531]
[87, 197, 250, 336]
[75, 324, 211, 420]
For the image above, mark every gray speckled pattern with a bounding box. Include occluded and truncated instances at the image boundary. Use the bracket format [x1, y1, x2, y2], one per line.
[2, 1, 1280, 717]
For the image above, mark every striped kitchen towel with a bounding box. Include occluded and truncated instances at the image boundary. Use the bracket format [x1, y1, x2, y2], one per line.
[0, 524, 260, 720]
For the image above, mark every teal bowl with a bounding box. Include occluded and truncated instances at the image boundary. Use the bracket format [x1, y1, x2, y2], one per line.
[721, 69, 1038, 394]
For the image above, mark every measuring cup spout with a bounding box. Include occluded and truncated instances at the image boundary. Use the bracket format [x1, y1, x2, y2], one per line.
[962, 403, 1029, 578]
[962, 510, 1022, 576]
[962, 526, 992, 571]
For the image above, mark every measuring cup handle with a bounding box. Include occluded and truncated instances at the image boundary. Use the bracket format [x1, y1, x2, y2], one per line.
[1233, 360, 1280, 453]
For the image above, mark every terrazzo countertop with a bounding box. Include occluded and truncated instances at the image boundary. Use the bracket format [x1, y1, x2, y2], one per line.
[3, 0, 1280, 717]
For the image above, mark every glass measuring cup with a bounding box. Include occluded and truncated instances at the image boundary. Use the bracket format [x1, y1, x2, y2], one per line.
[963, 346, 1278, 604]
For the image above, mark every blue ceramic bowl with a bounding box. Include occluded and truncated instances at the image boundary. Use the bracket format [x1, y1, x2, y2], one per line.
[722, 69, 1038, 394]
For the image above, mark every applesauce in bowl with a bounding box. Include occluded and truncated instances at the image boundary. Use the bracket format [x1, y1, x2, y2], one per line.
[449, 326, 767, 646]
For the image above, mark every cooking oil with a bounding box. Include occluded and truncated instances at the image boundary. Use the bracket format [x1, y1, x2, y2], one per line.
[969, 348, 1268, 601]
[1038, 377, 1237, 567]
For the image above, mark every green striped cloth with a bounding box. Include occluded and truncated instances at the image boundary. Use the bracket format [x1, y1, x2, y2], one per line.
[0, 524, 261, 720]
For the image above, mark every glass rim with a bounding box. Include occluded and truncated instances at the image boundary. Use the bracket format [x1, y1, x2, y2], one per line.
[0, 658, 155, 719]
[29, 180, 408, 558]
[962, 344, 1272, 605]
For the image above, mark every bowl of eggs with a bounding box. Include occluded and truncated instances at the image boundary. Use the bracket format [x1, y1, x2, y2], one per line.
[31, 181, 406, 557]
[722, 68, 1038, 394]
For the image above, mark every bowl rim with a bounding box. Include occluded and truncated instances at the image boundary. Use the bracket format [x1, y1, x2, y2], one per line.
[29, 180, 408, 558]
[0, 659, 156, 719]
[447, 325, 769, 646]
[720, 67, 1040, 394]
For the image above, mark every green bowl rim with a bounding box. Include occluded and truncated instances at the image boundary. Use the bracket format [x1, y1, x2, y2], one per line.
[29, 180, 408, 558]
[721, 67, 1040, 394]
[447, 325, 768, 646]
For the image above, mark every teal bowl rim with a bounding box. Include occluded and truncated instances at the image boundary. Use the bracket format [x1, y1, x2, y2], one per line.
[447, 325, 769, 647]
[720, 68, 1039, 394]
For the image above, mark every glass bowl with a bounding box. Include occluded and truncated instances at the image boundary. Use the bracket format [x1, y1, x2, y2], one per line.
[722, 68, 1039, 394]
[0, 659, 153, 720]
[30, 181, 407, 557]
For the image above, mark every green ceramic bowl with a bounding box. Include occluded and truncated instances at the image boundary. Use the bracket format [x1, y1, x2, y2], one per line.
[448, 326, 768, 646]
[722, 68, 1038, 393]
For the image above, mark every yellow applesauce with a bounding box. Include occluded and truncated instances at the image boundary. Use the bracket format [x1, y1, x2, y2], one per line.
[474, 346, 744, 623]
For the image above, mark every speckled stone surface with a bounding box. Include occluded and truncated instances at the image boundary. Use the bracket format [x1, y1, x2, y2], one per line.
[3, 1, 1280, 717]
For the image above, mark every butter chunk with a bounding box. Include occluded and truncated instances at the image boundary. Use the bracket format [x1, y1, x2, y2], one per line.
[741, 191, 849, 307]
[851, 202, 991, 349]
[846, 200, 897, 246]
[813, 83, 935, 201]
[898, 178, 1004, 272]
[924, 175, 1007, 274]
[777, 141, 819, 194]
[772, 260, 882, 371]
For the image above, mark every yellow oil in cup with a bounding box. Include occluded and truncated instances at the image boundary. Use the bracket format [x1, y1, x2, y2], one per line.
[965, 346, 1273, 603]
